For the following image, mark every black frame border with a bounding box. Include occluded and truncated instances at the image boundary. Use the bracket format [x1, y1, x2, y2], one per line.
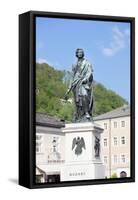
[19, 10, 135, 189]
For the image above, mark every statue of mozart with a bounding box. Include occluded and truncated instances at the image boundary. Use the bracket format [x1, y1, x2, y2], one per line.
[65, 48, 93, 122]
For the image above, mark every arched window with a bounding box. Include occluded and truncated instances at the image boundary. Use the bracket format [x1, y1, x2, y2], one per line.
[120, 171, 127, 178]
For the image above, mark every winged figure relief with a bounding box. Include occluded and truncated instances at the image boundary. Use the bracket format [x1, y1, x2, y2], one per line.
[72, 137, 86, 156]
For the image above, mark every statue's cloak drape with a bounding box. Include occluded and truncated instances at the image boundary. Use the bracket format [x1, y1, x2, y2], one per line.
[71, 59, 93, 116]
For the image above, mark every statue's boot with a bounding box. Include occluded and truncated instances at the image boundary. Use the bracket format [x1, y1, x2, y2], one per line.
[86, 112, 91, 119]
[83, 96, 91, 119]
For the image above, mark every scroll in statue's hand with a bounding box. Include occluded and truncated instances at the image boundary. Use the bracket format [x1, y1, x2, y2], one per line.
[82, 79, 87, 84]
[64, 94, 68, 101]
[64, 90, 69, 100]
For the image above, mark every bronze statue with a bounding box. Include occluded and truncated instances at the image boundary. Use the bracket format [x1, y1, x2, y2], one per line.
[65, 48, 93, 122]
[94, 136, 100, 158]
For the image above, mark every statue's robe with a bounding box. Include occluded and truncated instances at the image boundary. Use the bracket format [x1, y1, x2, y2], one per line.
[71, 58, 93, 118]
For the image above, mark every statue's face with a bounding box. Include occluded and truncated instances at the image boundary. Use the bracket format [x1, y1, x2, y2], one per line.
[76, 50, 84, 58]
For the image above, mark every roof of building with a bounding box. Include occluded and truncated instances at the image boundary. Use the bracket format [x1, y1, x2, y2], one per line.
[94, 105, 130, 121]
[36, 166, 46, 175]
[36, 113, 65, 128]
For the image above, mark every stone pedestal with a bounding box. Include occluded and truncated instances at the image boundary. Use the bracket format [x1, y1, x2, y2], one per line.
[61, 122, 105, 181]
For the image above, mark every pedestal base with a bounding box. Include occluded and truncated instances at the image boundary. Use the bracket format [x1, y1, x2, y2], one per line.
[61, 122, 105, 181]
[61, 162, 105, 181]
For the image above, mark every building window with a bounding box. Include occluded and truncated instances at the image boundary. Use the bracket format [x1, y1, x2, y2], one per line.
[121, 121, 125, 127]
[36, 142, 42, 153]
[120, 171, 127, 178]
[36, 135, 42, 140]
[121, 136, 126, 145]
[114, 137, 118, 146]
[114, 155, 117, 164]
[36, 134, 43, 153]
[104, 138, 107, 147]
[114, 121, 117, 128]
[104, 123, 107, 129]
[121, 155, 126, 163]
[104, 156, 107, 164]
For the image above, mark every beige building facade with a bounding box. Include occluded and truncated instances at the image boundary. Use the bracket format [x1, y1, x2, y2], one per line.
[94, 105, 130, 178]
[36, 113, 65, 183]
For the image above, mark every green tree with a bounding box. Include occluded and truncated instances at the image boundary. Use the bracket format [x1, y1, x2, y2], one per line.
[111, 173, 118, 178]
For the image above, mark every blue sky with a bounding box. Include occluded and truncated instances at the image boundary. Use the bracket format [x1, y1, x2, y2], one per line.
[36, 17, 130, 102]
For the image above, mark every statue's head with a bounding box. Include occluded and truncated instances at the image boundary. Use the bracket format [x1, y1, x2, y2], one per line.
[76, 48, 84, 58]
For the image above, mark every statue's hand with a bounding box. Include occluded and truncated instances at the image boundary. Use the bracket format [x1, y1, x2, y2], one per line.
[64, 90, 69, 100]
[64, 94, 68, 101]
[82, 78, 87, 84]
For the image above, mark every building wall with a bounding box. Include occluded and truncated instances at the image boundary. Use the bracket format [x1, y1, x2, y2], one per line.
[36, 125, 65, 174]
[95, 115, 130, 178]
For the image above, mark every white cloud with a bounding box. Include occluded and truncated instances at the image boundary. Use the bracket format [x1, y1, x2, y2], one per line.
[102, 26, 129, 56]
[37, 58, 55, 67]
[37, 58, 48, 64]
[103, 48, 115, 56]
[113, 26, 124, 38]
[37, 58, 64, 70]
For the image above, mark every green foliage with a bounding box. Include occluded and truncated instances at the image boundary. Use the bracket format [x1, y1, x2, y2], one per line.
[57, 102, 75, 122]
[36, 63, 128, 121]
[36, 63, 72, 121]
[93, 83, 128, 116]
[111, 173, 118, 178]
